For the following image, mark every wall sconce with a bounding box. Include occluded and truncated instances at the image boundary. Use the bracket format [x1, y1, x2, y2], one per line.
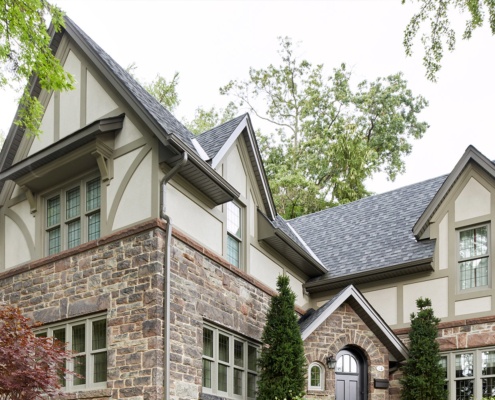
[326, 355, 336, 369]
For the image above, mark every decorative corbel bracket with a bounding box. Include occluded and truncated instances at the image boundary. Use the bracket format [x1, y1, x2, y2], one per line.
[20, 185, 37, 214]
[91, 149, 113, 185]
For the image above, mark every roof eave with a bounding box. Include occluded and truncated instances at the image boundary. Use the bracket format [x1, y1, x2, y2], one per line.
[304, 257, 434, 293]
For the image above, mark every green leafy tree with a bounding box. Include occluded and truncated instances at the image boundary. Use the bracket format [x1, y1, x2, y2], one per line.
[404, 0, 495, 81]
[184, 101, 238, 134]
[400, 298, 447, 400]
[0, 0, 74, 135]
[222, 37, 428, 219]
[126, 63, 180, 112]
[257, 275, 306, 400]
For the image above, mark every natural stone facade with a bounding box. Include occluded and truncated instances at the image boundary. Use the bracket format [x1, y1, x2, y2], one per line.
[304, 303, 391, 400]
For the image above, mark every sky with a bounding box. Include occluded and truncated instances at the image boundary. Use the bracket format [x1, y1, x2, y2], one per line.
[1, 0, 494, 194]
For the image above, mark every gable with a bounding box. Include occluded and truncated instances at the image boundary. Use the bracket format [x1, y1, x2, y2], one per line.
[300, 285, 408, 361]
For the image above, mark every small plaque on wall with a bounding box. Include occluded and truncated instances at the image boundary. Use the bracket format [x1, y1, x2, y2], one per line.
[374, 378, 389, 389]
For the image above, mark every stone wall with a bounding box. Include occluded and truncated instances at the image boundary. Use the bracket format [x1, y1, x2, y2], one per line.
[0, 220, 167, 400]
[304, 303, 391, 400]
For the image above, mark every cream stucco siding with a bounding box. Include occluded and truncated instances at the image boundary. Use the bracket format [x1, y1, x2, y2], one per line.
[455, 296, 492, 316]
[60, 51, 81, 138]
[4, 215, 31, 268]
[403, 278, 448, 322]
[86, 71, 118, 124]
[115, 119, 144, 150]
[287, 271, 307, 308]
[363, 287, 397, 325]
[249, 245, 283, 291]
[29, 99, 55, 155]
[226, 146, 247, 199]
[166, 185, 222, 255]
[438, 213, 449, 270]
[455, 177, 491, 222]
[249, 192, 255, 238]
[111, 151, 153, 230]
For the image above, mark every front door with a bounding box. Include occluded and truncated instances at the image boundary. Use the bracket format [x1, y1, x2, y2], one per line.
[335, 349, 367, 400]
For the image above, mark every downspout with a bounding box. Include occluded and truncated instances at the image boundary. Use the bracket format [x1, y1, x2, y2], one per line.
[160, 152, 188, 399]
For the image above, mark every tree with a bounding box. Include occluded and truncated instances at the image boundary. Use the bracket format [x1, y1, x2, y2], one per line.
[184, 101, 238, 134]
[404, 0, 495, 81]
[400, 298, 447, 400]
[126, 63, 180, 112]
[221, 37, 428, 219]
[0, 305, 72, 400]
[0, 0, 74, 135]
[257, 275, 306, 400]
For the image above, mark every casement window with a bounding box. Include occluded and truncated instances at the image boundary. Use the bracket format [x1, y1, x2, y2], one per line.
[46, 176, 101, 255]
[458, 225, 489, 290]
[442, 348, 495, 399]
[36, 315, 107, 391]
[308, 362, 324, 391]
[202, 325, 258, 399]
[226, 202, 242, 268]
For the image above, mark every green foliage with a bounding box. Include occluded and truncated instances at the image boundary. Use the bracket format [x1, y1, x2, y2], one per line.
[184, 101, 238, 134]
[222, 37, 428, 219]
[257, 275, 306, 400]
[403, 0, 495, 81]
[0, 0, 74, 136]
[400, 298, 447, 400]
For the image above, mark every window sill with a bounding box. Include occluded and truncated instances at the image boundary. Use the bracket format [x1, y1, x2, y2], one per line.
[62, 388, 112, 399]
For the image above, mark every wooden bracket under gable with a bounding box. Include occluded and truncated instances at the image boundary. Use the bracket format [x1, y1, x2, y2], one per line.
[20, 185, 37, 214]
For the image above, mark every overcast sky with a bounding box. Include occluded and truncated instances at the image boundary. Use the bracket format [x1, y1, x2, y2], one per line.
[1, 0, 494, 194]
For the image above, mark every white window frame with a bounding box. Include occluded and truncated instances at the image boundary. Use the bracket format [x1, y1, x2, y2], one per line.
[457, 224, 490, 291]
[44, 174, 101, 256]
[442, 347, 495, 399]
[35, 314, 107, 391]
[226, 202, 242, 268]
[308, 362, 324, 391]
[202, 324, 258, 399]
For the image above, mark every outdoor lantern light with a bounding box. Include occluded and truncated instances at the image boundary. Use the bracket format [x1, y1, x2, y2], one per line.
[326, 355, 337, 369]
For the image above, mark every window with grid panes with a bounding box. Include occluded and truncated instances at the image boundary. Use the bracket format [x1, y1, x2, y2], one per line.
[442, 348, 495, 399]
[46, 176, 101, 255]
[226, 202, 242, 268]
[202, 325, 258, 399]
[35, 315, 107, 390]
[458, 225, 489, 290]
[308, 363, 324, 390]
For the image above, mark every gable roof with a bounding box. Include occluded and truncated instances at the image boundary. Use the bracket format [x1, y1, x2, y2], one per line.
[299, 285, 408, 361]
[290, 174, 447, 292]
[0, 16, 240, 206]
[413, 145, 495, 239]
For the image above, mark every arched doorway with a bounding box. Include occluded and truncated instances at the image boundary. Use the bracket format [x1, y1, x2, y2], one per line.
[335, 347, 368, 400]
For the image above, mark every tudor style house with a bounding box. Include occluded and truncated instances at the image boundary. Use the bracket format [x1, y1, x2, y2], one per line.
[0, 16, 494, 400]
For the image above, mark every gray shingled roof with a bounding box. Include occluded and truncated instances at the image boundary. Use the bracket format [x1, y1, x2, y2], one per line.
[196, 114, 247, 160]
[65, 17, 197, 153]
[289, 175, 447, 279]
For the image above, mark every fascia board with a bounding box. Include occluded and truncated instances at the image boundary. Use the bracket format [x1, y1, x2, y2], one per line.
[191, 138, 210, 161]
[210, 116, 248, 169]
[413, 146, 495, 239]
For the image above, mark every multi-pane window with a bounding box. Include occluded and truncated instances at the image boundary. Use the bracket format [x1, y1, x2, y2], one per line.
[308, 363, 324, 391]
[36, 315, 107, 391]
[443, 348, 495, 399]
[458, 225, 489, 290]
[226, 202, 242, 268]
[202, 325, 258, 399]
[46, 177, 101, 255]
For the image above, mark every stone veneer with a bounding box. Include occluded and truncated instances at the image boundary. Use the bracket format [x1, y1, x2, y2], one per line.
[303, 303, 391, 400]
[0, 219, 282, 400]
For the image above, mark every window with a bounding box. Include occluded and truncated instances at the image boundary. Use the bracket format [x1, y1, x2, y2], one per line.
[226, 202, 242, 267]
[46, 176, 101, 255]
[442, 348, 495, 399]
[308, 362, 324, 391]
[202, 325, 258, 399]
[36, 315, 107, 391]
[458, 225, 489, 290]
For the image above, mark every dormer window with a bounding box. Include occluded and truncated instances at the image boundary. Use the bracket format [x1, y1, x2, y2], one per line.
[458, 225, 489, 290]
[46, 176, 101, 255]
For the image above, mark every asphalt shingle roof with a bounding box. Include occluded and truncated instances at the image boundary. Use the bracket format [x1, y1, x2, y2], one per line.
[196, 114, 247, 160]
[289, 174, 448, 277]
[65, 17, 197, 153]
